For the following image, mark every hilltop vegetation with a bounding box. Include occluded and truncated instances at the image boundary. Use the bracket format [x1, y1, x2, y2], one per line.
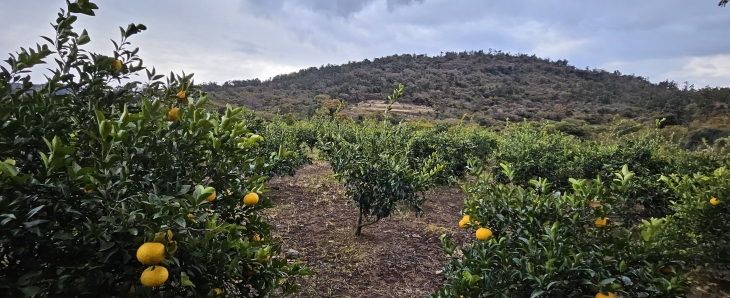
[201, 50, 730, 129]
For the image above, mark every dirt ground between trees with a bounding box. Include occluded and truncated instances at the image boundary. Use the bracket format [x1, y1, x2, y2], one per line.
[265, 161, 730, 298]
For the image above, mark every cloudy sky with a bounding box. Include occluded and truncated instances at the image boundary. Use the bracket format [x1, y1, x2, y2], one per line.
[1, 0, 729, 87]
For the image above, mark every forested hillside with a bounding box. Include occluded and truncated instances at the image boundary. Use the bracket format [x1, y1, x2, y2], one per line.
[201, 50, 730, 127]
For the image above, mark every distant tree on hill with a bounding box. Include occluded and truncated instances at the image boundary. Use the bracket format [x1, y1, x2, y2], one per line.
[721, 0, 728, 7]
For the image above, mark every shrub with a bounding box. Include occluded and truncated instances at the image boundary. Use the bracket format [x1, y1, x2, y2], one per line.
[661, 167, 730, 268]
[256, 118, 313, 178]
[317, 85, 443, 236]
[407, 126, 496, 186]
[0, 2, 307, 297]
[432, 164, 691, 297]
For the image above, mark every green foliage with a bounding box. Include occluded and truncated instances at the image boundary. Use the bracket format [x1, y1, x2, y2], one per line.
[255, 118, 313, 178]
[0, 2, 307, 297]
[661, 167, 730, 267]
[432, 165, 691, 298]
[407, 125, 496, 186]
[491, 122, 728, 218]
[317, 86, 443, 236]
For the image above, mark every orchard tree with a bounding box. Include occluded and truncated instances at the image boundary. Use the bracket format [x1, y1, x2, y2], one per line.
[0, 1, 308, 297]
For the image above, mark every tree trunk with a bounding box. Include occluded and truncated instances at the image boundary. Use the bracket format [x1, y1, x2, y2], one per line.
[355, 212, 380, 237]
[355, 211, 363, 236]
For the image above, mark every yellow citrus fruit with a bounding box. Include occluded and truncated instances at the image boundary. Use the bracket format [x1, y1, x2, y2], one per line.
[136, 242, 166, 265]
[252, 235, 263, 242]
[475, 227, 492, 241]
[214, 288, 223, 295]
[168, 108, 180, 121]
[154, 230, 173, 243]
[113, 59, 122, 70]
[458, 215, 470, 228]
[257, 256, 270, 263]
[84, 188, 93, 194]
[140, 266, 168, 287]
[244, 192, 259, 206]
[187, 213, 197, 223]
[710, 197, 720, 205]
[205, 191, 217, 202]
[595, 292, 616, 298]
[595, 217, 608, 228]
[176, 90, 186, 99]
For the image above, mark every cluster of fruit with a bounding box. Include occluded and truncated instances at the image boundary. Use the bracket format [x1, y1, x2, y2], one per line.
[136, 230, 177, 287]
[458, 214, 493, 241]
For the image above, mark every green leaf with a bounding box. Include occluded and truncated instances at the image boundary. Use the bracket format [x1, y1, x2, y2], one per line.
[100, 241, 114, 251]
[600, 278, 616, 286]
[20, 286, 41, 296]
[0, 162, 19, 177]
[174, 216, 187, 228]
[78, 29, 90, 45]
[180, 272, 195, 287]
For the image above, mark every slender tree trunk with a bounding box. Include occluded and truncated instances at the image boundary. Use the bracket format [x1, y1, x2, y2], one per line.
[355, 211, 363, 236]
[355, 211, 380, 237]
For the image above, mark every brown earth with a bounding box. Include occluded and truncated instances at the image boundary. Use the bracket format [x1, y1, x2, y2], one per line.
[264, 161, 730, 298]
[343, 100, 435, 121]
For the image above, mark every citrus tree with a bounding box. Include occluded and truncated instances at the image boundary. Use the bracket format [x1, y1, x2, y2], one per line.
[432, 164, 691, 297]
[0, 1, 307, 297]
[317, 85, 443, 236]
[235, 108, 312, 179]
[660, 167, 730, 267]
[407, 125, 496, 186]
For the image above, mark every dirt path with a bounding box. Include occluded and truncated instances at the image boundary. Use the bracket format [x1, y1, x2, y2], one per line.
[265, 161, 469, 298]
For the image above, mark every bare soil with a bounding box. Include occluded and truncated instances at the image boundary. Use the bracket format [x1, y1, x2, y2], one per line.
[265, 161, 468, 297]
[265, 161, 730, 298]
[344, 100, 435, 121]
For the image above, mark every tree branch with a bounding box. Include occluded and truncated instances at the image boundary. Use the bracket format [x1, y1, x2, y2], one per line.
[357, 217, 381, 229]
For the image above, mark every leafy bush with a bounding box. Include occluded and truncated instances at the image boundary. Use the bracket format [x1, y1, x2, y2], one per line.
[432, 165, 691, 297]
[317, 85, 443, 236]
[0, 2, 307, 297]
[255, 118, 313, 178]
[491, 122, 725, 218]
[661, 167, 730, 268]
[492, 122, 586, 187]
[407, 125, 496, 186]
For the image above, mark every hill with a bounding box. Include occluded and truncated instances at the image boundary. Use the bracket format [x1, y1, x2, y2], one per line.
[202, 50, 730, 127]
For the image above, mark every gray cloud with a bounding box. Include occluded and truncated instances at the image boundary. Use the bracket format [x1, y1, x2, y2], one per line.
[386, 0, 425, 11]
[241, 0, 426, 18]
[1, 0, 728, 87]
[242, 0, 375, 18]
